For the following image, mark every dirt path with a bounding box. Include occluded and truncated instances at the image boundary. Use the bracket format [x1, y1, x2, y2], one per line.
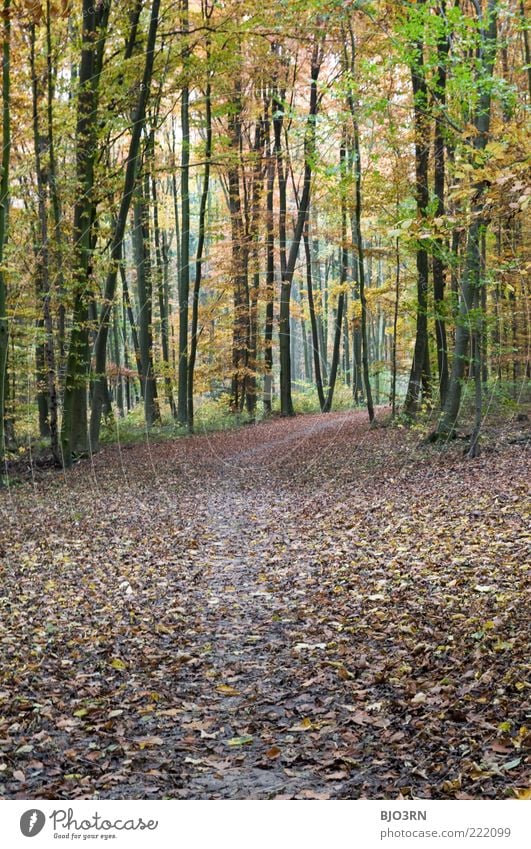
[0, 411, 529, 799]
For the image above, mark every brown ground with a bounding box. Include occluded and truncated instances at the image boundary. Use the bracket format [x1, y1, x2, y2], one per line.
[0, 410, 529, 799]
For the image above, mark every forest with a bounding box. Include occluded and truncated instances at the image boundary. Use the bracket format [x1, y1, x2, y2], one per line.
[0, 0, 529, 803]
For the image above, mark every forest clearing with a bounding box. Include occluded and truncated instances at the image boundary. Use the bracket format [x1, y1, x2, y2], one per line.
[1, 410, 529, 800]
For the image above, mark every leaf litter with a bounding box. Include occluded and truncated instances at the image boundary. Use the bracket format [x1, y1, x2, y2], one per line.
[0, 411, 529, 799]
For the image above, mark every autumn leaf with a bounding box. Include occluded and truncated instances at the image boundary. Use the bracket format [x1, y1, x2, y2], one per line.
[265, 746, 281, 759]
[290, 718, 313, 732]
[226, 736, 253, 747]
[109, 658, 128, 671]
[216, 684, 240, 697]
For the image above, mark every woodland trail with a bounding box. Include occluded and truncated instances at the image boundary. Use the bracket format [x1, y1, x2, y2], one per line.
[0, 411, 529, 799]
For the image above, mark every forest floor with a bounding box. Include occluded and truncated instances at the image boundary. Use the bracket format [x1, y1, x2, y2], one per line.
[0, 409, 529, 799]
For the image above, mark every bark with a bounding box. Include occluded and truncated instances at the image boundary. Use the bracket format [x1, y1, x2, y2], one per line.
[0, 0, 10, 460]
[344, 25, 373, 421]
[432, 4, 450, 406]
[263, 102, 275, 415]
[120, 261, 142, 387]
[299, 276, 312, 383]
[343, 294, 350, 387]
[30, 23, 59, 461]
[188, 53, 212, 432]
[436, 0, 497, 438]
[352, 127, 374, 422]
[391, 236, 400, 417]
[177, 0, 190, 426]
[279, 38, 323, 417]
[228, 78, 250, 413]
[133, 181, 161, 428]
[89, 0, 161, 448]
[152, 165, 176, 418]
[520, 0, 531, 101]
[246, 115, 267, 418]
[404, 2, 431, 415]
[323, 139, 348, 413]
[45, 0, 66, 379]
[61, 0, 110, 465]
[112, 303, 124, 418]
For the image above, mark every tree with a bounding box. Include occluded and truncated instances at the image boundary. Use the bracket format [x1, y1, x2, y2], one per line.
[403, 0, 431, 416]
[279, 35, 324, 417]
[0, 0, 10, 462]
[61, 0, 111, 465]
[89, 0, 162, 449]
[435, 0, 498, 447]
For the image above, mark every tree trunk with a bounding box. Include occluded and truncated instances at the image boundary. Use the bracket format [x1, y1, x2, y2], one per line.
[45, 0, 66, 385]
[152, 166, 176, 418]
[177, 0, 190, 426]
[89, 0, 161, 448]
[433, 4, 449, 406]
[133, 180, 161, 429]
[436, 0, 497, 438]
[61, 0, 110, 465]
[279, 38, 323, 417]
[263, 103, 275, 415]
[188, 53, 212, 432]
[404, 3, 431, 415]
[391, 235, 400, 417]
[352, 128, 374, 422]
[30, 23, 59, 461]
[344, 25, 374, 422]
[323, 138, 348, 413]
[121, 261, 143, 388]
[228, 78, 250, 413]
[112, 302, 124, 418]
[0, 0, 11, 461]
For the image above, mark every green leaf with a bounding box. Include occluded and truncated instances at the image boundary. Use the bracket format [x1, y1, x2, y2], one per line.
[502, 758, 522, 771]
[226, 735, 253, 746]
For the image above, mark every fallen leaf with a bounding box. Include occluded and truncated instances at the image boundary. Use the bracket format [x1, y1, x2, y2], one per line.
[216, 684, 240, 697]
[226, 735, 253, 746]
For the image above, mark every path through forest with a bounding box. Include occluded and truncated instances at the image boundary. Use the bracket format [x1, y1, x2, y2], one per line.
[1, 411, 529, 799]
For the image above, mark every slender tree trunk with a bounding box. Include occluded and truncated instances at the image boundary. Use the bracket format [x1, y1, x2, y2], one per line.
[152, 165, 176, 418]
[89, 0, 161, 448]
[520, 0, 531, 101]
[112, 302, 124, 417]
[299, 276, 312, 383]
[133, 181, 161, 428]
[121, 261, 142, 388]
[303, 226, 325, 409]
[263, 104, 275, 415]
[188, 55, 212, 432]
[343, 294, 350, 387]
[228, 78, 250, 413]
[30, 23, 59, 461]
[352, 126, 374, 422]
[344, 25, 373, 421]
[0, 0, 11, 461]
[436, 0, 497, 438]
[246, 116, 266, 418]
[279, 38, 323, 417]
[45, 0, 66, 381]
[177, 0, 190, 426]
[391, 236, 400, 417]
[468, 282, 483, 457]
[323, 138, 348, 412]
[433, 4, 449, 406]
[404, 3, 431, 415]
